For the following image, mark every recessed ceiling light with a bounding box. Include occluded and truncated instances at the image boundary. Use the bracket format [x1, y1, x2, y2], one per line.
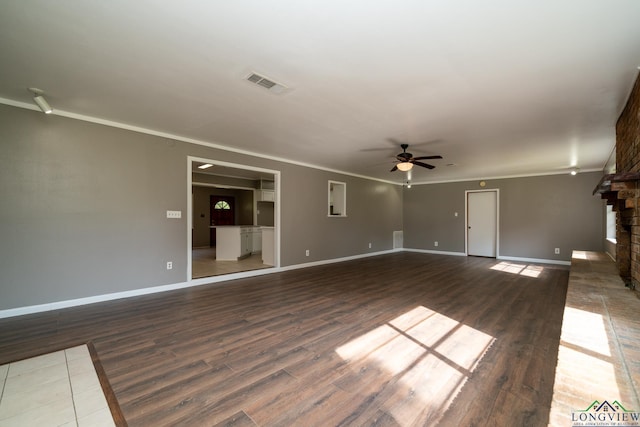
[198, 164, 213, 170]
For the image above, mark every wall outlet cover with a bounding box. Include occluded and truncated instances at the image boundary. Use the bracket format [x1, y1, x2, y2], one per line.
[167, 210, 182, 219]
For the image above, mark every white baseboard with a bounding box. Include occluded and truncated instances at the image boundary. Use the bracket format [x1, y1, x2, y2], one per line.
[277, 249, 401, 272]
[403, 248, 467, 257]
[497, 255, 571, 266]
[0, 248, 570, 319]
[0, 249, 400, 319]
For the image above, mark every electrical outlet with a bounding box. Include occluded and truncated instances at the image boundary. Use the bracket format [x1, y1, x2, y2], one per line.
[554, 248, 560, 255]
[368, 243, 372, 249]
[305, 249, 310, 257]
[166, 210, 181, 219]
[434, 241, 438, 247]
[454, 212, 458, 217]
[166, 261, 173, 270]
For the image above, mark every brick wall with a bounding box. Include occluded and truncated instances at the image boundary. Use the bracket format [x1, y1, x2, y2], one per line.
[616, 74, 640, 287]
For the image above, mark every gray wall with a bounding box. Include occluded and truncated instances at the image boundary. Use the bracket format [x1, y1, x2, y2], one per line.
[0, 104, 402, 310]
[403, 172, 605, 261]
[281, 166, 403, 265]
[0, 102, 607, 311]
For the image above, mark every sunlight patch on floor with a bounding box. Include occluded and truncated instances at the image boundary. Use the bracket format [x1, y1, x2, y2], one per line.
[561, 307, 611, 357]
[490, 261, 543, 278]
[548, 251, 640, 426]
[554, 306, 620, 399]
[335, 306, 495, 425]
[571, 251, 588, 259]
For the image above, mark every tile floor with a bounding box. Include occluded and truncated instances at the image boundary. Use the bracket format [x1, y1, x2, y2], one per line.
[192, 247, 272, 278]
[0, 345, 115, 427]
[548, 251, 640, 425]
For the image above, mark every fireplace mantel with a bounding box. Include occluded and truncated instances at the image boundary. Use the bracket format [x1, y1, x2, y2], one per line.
[593, 172, 640, 208]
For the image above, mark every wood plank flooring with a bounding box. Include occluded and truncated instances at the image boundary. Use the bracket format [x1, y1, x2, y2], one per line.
[0, 253, 569, 426]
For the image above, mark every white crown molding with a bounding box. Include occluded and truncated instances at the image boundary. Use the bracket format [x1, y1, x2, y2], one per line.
[408, 168, 603, 186]
[0, 97, 603, 187]
[0, 97, 397, 185]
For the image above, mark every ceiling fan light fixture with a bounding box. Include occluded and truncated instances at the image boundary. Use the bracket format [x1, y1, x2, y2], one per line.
[397, 162, 413, 172]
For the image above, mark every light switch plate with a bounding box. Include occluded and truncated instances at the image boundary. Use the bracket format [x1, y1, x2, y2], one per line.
[167, 210, 181, 219]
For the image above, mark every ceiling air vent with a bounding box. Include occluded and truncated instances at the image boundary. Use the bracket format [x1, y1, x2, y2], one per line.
[245, 72, 289, 94]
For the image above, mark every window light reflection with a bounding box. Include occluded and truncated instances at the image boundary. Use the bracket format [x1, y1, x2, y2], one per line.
[572, 251, 588, 259]
[335, 306, 495, 425]
[561, 307, 611, 357]
[490, 261, 543, 278]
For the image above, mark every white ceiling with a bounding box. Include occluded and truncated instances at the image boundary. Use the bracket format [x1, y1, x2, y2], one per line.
[1, 1, 639, 184]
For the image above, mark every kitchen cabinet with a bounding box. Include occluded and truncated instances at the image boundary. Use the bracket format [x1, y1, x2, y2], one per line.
[256, 190, 275, 202]
[214, 226, 261, 260]
[252, 229, 262, 254]
[262, 227, 274, 266]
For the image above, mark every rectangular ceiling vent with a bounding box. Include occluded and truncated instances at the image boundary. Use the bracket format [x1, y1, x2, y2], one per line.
[245, 72, 289, 94]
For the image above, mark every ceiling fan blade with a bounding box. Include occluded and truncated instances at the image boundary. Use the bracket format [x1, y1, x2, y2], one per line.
[413, 161, 435, 169]
[390, 165, 398, 172]
[413, 155, 443, 161]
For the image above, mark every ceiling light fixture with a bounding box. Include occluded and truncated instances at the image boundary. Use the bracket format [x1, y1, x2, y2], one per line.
[407, 181, 412, 189]
[570, 168, 579, 175]
[28, 88, 52, 114]
[396, 162, 413, 172]
[198, 163, 213, 170]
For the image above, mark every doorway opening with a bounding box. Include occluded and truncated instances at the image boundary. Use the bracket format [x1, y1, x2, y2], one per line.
[466, 189, 499, 258]
[187, 156, 280, 280]
[210, 195, 235, 246]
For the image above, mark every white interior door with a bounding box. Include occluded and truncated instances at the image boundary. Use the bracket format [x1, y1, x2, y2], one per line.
[467, 191, 497, 257]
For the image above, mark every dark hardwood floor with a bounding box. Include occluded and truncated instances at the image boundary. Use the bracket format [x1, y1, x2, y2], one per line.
[0, 252, 569, 426]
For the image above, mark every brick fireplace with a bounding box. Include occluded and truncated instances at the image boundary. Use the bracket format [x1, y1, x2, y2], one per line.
[598, 73, 640, 289]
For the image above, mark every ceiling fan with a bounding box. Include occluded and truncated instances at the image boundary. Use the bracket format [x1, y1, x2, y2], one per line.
[390, 143, 442, 172]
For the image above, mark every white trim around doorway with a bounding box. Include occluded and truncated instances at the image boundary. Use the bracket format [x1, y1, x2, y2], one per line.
[187, 156, 281, 281]
[465, 189, 500, 258]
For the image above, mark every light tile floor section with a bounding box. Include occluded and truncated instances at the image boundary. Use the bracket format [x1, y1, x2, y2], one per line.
[192, 247, 272, 278]
[0, 345, 115, 427]
[548, 251, 640, 425]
